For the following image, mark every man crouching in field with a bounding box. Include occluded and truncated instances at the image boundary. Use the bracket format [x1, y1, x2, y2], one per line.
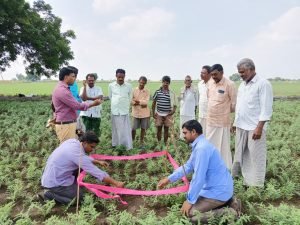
[39, 131, 124, 204]
[158, 120, 240, 223]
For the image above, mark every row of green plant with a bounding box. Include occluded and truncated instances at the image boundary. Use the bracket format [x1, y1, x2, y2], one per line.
[0, 99, 299, 224]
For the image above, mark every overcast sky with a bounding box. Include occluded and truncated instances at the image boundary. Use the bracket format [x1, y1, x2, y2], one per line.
[2, 0, 300, 80]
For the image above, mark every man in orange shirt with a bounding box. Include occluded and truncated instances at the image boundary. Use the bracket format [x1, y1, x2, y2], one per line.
[131, 76, 150, 149]
[206, 64, 237, 169]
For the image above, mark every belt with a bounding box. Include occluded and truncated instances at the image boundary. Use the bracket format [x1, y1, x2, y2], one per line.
[55, 120, 76, 125]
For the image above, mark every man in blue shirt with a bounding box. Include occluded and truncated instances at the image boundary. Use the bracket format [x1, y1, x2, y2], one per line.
[158, 120, 237, 223]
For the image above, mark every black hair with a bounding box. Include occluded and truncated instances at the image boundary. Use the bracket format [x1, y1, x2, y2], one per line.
[139, 76, 147, 82]
[182, 120, 203, 134]
[79, 131, 99, 144]
[210, 64, 223, 72]
[162, 75, 171, 83]
[67, 66, 78, 76]
[59, 67, 75, 81]
[202, 65, 211, 73]
[86, 73, 97, 80]
[116, 68, 125, 75]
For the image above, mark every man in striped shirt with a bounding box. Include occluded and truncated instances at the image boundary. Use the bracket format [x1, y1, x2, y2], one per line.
[152, 76, 177, 149]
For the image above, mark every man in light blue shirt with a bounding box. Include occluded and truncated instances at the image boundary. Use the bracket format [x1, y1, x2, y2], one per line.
[108, 68, 132, 150]
[40, 131, 124, 204]
[158, 120, 236, 223]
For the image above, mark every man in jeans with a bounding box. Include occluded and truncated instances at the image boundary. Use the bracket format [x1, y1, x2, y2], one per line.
[80, 73, 103, 137]
[152, 76, 177, 149]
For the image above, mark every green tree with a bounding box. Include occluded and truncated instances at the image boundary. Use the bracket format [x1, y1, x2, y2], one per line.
[26, 72, 41, 81]
[16, 73, 25, 80]
[0, 0, 75, 77]
[229, 73, 241, 81]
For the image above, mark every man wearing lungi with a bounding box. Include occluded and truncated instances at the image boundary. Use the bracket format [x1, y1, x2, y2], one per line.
[206, 64, 237, 169]
[108, 69, 133, 150]
[232, 58, 273, 186]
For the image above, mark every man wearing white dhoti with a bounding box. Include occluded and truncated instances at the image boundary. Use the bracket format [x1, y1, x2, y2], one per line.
[179, 75, 198, 139]
[206, 64, 237, 169]
[232, 58, 273, 186]
[198, 65, 211, 136]
[108, 69, 132, 150]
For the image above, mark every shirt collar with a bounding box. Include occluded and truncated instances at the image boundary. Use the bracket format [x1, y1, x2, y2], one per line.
[59, 81, 69, 88]
[114, 81, 125, 86]
[244, 74, 258, 85]
[217, 77, 225, 85]
[191, 134, 204, 150]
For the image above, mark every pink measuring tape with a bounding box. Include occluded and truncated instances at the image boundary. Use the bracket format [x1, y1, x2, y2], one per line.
[77, 150, 189, 204]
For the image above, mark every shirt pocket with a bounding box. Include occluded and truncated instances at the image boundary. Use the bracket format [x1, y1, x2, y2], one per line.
[215, 90, 226, 102]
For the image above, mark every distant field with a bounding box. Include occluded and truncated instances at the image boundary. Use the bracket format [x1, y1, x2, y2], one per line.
[0, 80, 299, 96]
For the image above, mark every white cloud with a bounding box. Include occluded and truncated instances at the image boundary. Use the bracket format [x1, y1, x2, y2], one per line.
[188, 7, 300, 79]
[255, 7, 300, 43]
[108, 7, 175, 40]
[92, 0, 127, 13]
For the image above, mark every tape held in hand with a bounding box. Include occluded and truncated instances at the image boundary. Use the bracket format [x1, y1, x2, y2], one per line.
[77, 151, 189, 205]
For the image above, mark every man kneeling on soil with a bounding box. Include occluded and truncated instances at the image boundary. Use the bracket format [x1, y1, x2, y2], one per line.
[40, 131, 124, 204]
[158, 120, 239, 223]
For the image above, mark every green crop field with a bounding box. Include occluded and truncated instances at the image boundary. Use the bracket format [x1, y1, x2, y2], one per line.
[0, 80, 299, 96]
[0, 97, 299, 224]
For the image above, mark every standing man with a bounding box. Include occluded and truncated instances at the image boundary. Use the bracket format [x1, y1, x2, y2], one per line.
[152, 76, 177, 149]
[206, 64, 237, 169]
[108, 69, 132, 150]
[67, 66, 85, 136]
[232, 58, 273, 186]
[80, 73, 103, 137]
[198, 65, 211, 136]
[131, 76, 150, 149]
[68, 66, 81, 104]
[40, 131, 124, 204]
[158, 120, 236, 224]
[52, 67, 102, 143]
[179, 75, 198, 138]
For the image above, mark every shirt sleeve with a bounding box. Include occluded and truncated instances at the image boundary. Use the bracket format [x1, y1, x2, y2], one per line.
[128, 84, 133, 100]
[194, 88, 199, 106]
[152, 90, 158, 100]
[140, 89, 150, 106]
[79, 87, 84, 96]
[108, 84, 112, 100]
[229, 82, 237, 113]
[98, 87, 103, 98]
[259, 80, 273, 121]
[186, 148, 210, 204]
[79, 155, 109, 182]
[168, 154, 194, 182]
[59, 87, 89, 111]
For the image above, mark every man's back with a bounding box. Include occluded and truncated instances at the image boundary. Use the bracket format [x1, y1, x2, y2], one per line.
[190, 136, 233, 201]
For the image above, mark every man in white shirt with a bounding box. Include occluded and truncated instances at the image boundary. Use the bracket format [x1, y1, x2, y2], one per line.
[198, 65, 211, 136]
[108, 69, 133, 150]
[179, 75, 198, 138]
[232, 58, 273, 186]
[80, 73, 103, 136]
